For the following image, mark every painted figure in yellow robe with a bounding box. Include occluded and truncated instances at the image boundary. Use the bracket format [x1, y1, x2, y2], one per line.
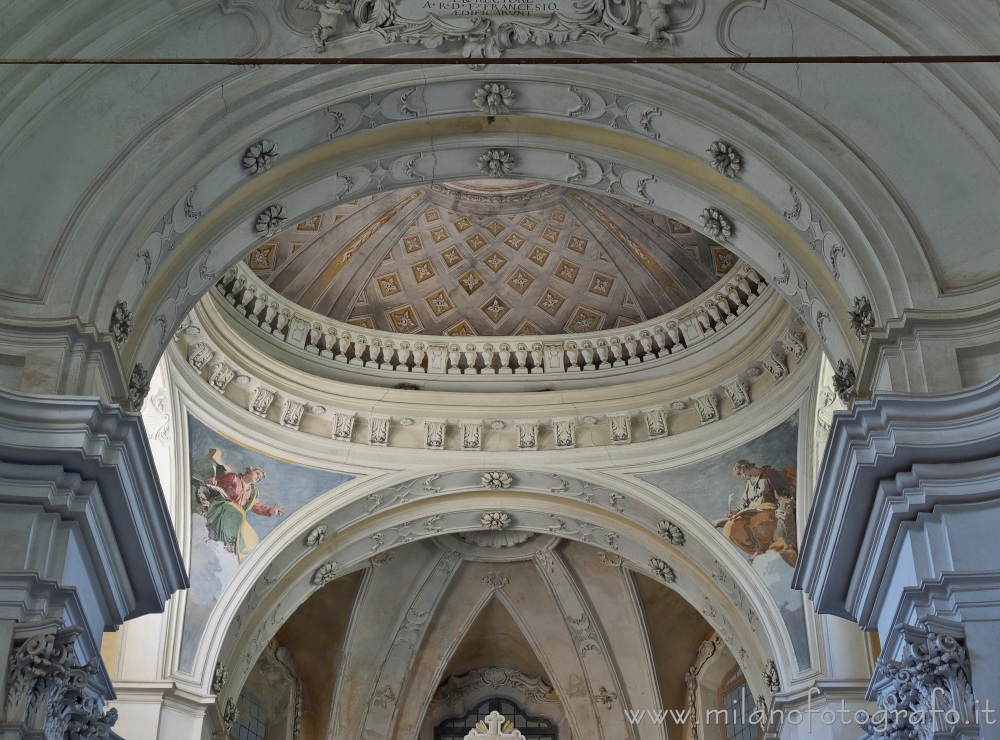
[191, 450, 284, 561]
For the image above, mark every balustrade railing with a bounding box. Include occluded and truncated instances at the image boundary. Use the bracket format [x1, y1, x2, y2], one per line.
[214, 262, 768, 377]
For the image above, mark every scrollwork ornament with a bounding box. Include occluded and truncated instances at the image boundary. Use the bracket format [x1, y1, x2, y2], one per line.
[474, 83, 514, 116]
[478, 149, 514, 178]
[254, 205, 287, 237]
[706, 141, 742, 178]
[848, 295, 875, 340]
[108, 300, 134, 345]
[699, 208, 733, 242]
[243, 139, 278, 174]
[832, 359, 857, 403]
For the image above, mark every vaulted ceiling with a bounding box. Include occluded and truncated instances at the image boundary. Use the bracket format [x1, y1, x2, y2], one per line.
[273, 536, 717, 740]
[245, 182, 736, 336]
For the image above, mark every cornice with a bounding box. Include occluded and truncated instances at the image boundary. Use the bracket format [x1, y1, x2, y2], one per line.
[0, 388, 188, 620]
[795, 373, 1000, 619]
[168, 294, 813, 452]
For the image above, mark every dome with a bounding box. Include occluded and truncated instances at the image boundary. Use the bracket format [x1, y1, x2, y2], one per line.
[242, 182, 737, 337]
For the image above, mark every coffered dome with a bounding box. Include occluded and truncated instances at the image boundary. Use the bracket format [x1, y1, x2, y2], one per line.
[244, 182, 736, 337]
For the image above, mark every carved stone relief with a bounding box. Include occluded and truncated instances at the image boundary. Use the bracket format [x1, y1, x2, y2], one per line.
[333, 411, 356, 441]
[474, 83, 514, 116]
[243, 140, 279, 175]
[642, 407, 667, 438]
[699, 208, 732, 242]
[369, 415, 391, 446]
[848, 296, 875, 340]
[516, 421, 538, 451]
[424, 419, 446, 449]
[128, 363, 151, 411]
[608, 412, 631, 444]
[109, 300, 134, 345]
[462, 421, 482, 450]
[706, 141, 741, 178]
[865, 627, 978, 738]
[553, 418, 576, 449]
[832, 359, 857, 403]
[692, 392, 718, 424]
[249, 385, 276, 418]
[254, 205, 288, 237]
[294, 0, 701, 57]
[2, 621, 118, 738]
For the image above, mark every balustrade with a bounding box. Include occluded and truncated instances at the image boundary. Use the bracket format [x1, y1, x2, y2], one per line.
[214, 263, 768, 378]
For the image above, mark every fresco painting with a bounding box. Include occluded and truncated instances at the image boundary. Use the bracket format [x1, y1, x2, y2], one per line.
[637, 415, 811, 670]
[180, 414, 355, 671]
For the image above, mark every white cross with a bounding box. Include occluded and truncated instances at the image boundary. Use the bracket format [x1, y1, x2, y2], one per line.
[463, 711, 526, 739]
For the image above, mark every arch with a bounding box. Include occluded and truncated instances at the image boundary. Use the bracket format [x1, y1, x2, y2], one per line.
[195, 479, 800, 733]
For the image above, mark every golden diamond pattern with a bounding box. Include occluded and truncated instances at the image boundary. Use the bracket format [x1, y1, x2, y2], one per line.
[528, 246, 550, 266]
[424, 210, 441, 222]
[376, 272, 403, 297]
[566, 306, 604, 333]
[551, 211, 566, 223]
[402, 234, 423, 252]
[541, 226, 560, 243]
[425, 288, 455, 317]
[453, 217, 473, 232]
[483, 251, 508, 273]
[667, 218, 691, 234]
[411, 260, 436, 283]
[296, 214, 322, 231]
[441, 247, 464, 268]
[387, 304, 422, 333]
[588, 272, 614, 297]
[457, 269, 485, 295]
[554, 259, 581, 284]
[247, 244, 277, 271]
[506, 268, 535, 295]
[480, 294, 511, 325]
[512, 319, 543, 335]
[503, 232, 527, 251]
[446, 320, 477, 336]
[568, 236, 588, 254]
[465, 232, 488, 251]
[485, 219, 506, 236]
[536, 288, 566, 317]
[430, 226, 450, 243]
[519, 216, 538, 231]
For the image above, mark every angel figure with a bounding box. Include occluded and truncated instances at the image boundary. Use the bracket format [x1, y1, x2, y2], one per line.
[645, 0, 684, 45]
[298, 0, 354, 50]
[191, 449, 285, 561]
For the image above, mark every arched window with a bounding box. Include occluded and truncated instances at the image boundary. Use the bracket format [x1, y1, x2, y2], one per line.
[231, 690, 268, 740]
[434, 697, 557, 739]
[717, 667, 760, 740]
